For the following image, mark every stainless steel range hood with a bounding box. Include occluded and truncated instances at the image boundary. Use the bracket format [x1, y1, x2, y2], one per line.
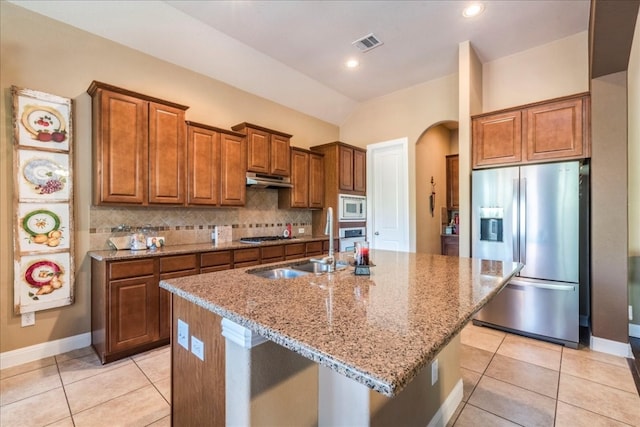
[246, 172, 293, 188]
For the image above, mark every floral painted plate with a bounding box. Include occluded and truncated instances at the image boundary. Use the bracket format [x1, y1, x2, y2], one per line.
[22, 209, 60, 236]
[24, 260, 61, 287]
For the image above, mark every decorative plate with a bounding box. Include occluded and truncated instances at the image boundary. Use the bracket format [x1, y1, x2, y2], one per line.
[22, 209, 60, 236]
[21, 105, 67, 141]
[23, 158, 66, 186]
[24, 260, 61, 287]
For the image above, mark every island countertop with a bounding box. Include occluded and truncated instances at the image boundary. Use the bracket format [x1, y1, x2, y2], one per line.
[160, 250, 522, 397]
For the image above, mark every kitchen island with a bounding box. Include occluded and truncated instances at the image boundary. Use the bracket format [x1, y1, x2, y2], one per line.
[160, 249, 521, 426]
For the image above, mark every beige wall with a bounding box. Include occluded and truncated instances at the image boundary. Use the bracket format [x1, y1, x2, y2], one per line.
[628, 10, 640, 328]
[483, 32, 589, 111]
[591, 72, 629, 343]
[0, 3, 338, 353]
[415, 125, 452, 254]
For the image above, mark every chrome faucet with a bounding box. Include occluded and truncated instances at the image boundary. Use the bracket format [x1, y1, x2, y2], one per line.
[311, 207, 335, 272]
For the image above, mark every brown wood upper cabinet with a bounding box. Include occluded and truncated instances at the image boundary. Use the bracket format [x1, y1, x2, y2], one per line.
[231, 122, 292, 177]
[186, 122, 247, 207]
[310, 142, 366, 196]
[88, 81, 189, 206]
[446, 155, 459, 210]
[472, 93, 590, 168]
[279, 148, 324, 209]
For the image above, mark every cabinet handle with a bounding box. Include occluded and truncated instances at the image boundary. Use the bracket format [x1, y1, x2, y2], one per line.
[374, 231, 380, 235]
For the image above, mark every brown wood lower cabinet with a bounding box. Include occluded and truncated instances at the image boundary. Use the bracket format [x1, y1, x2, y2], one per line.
[441, 235, 459, 257]
[92, 257, 163, 364]
[92, 240, 328, 363]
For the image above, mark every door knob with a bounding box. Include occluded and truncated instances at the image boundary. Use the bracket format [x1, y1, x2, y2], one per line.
[374, 231, 380, 235]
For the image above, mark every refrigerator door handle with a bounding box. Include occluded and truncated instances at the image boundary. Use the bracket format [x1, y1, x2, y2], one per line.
[510, 280, 575, 292]
[512, 178, 519, 261]
[520, 177, 527, 265]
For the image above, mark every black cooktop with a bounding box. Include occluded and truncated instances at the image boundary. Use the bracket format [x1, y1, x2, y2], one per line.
[239, 236, 294, 244]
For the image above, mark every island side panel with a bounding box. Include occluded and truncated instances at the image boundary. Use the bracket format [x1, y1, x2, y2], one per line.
[172, 294, 225, 426]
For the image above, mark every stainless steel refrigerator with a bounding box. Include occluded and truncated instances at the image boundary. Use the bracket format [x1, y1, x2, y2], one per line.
[471, 161, 589, 348]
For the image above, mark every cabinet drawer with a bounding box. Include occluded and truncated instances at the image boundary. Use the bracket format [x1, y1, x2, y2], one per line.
[285, 243, 305, 257]
[261, 245, 285, 262]
[109, 259, 155, 280]
[305, 241, 323, 256]
[201, 251, 232, 268]
[234, 248, 260, 264]
[160, 254, 198, 274]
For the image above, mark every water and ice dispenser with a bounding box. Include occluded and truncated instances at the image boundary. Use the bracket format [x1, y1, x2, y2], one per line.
[479, 207, 503, 242]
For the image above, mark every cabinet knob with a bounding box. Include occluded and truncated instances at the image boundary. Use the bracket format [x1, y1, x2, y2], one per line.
[374, 231, 380, 235]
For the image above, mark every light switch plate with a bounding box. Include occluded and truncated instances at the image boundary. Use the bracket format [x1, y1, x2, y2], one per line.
[298, 228, 305, 234]
[177, 319, 189, 350]
[191, 336, 204, 361]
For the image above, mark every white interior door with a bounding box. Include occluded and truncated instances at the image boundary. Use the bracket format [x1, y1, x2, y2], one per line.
[367, 138, 409, 252]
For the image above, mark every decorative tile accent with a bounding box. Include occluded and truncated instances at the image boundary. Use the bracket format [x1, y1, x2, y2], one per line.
[88, 188, 314, 250]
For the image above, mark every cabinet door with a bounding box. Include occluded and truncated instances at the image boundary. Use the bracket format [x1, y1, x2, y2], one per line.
[148, 102, 186, 204]
[308, 152, 324, 208]
[220, 133, 247, 206]
[290, 149, 309, 208]
[95, 90, 148, 204]
[108, 276, 158, 353]
[270, 134, 291, 176]
[441, 235, 459, 256]
[353, 149, 366, 194]
[524, 97, 585, 162]
[246, 127, 270, 173]
[338, 146, 354, 191]
[446, 155, 459, 210]
[472, 111, 522, 168]
[187, 126, 220, 206]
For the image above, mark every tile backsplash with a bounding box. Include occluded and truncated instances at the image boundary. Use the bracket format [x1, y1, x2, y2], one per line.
[89, 188, 313, 250]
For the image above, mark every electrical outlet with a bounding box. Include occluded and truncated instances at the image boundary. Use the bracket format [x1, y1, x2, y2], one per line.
[298, 227, 305, 234]
[191, 336, 204, 361]
[177, 319, 189, 350]
[21, 312, 35, 327]
[630, 305, 634, 321]
[431, 358, 438, 385]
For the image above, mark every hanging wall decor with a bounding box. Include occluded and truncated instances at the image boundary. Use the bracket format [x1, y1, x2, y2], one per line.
[12, 86, 75, 314]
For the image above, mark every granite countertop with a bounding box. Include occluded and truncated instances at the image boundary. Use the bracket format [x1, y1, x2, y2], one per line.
[88, 236, 329, 261]
[160, 250, 522, 397]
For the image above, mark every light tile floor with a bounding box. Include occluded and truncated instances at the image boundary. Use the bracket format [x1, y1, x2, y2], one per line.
[450, 324, 640, 427]
[1, 324, 639, 426]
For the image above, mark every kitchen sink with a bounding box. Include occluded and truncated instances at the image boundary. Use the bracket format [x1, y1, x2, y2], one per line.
[248, 260, 350, 279]
[291, 260, 349, 273]
[250, 268, 310, 280]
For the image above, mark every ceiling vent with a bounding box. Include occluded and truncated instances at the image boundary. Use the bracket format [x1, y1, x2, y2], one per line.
[352, 33, 383, 52]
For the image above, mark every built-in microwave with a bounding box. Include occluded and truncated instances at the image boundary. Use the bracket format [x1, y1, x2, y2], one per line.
[338, 194, 366, 222]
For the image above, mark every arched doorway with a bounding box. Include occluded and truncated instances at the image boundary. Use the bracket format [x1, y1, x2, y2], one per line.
[415, 121, 459, 254]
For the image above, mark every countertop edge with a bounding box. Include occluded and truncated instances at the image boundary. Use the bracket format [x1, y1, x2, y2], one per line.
[88, 236, 329, 261]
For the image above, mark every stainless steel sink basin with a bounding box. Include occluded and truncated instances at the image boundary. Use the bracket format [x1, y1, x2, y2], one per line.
[292, 260, 350, 273]
[248, 260, 349, 279]
[250, 268, 310, 280]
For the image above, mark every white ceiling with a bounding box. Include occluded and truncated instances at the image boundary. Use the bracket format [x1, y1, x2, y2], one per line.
[10, 0, 590, 125]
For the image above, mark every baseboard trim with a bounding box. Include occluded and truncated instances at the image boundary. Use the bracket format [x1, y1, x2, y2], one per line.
[630, 323, 640, 339]
[427, 379, 463, 427]
[0, 333, 91, 370]
[590, 335, 633, 358]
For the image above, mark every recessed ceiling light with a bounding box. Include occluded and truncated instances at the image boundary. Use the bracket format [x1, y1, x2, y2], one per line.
[463, 3, 484, 18]
[346, 59, 360, 69]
